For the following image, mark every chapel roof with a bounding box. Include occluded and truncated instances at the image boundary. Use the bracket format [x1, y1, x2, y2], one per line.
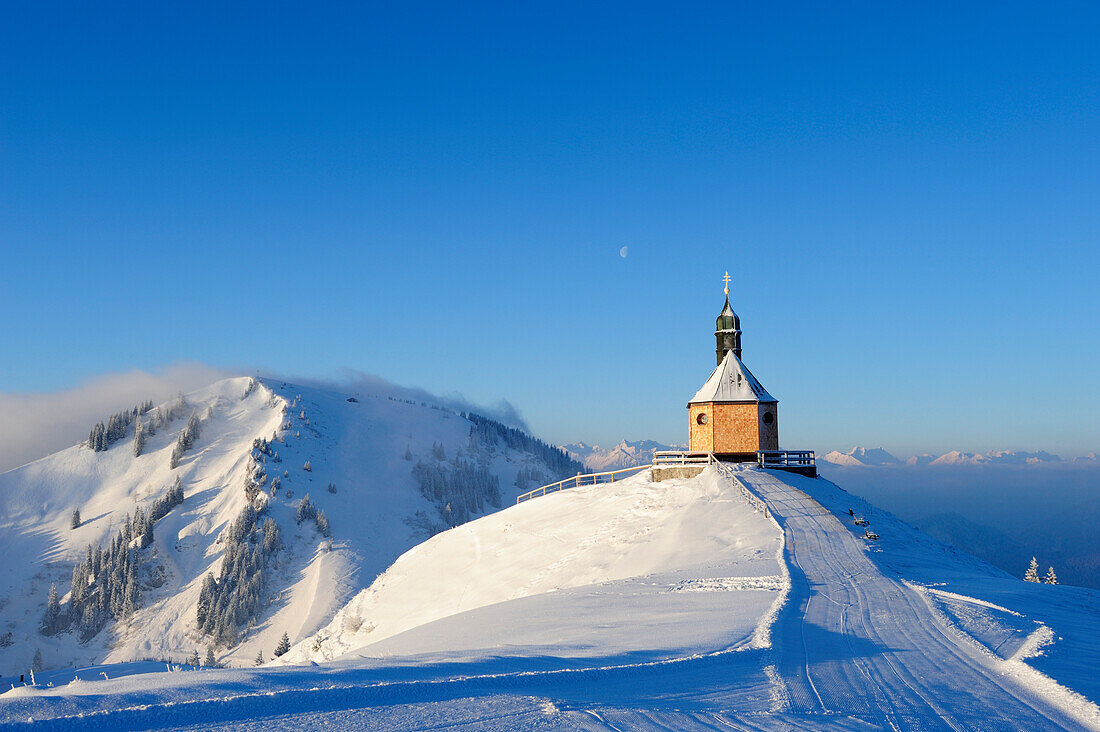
[688, 349, 776, 404]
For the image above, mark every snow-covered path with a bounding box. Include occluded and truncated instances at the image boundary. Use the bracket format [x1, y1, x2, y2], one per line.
[738, 467, 1086, 730]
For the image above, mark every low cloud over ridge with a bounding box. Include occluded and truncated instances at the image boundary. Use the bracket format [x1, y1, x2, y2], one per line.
[0, 362, 236, 473]
[283, 368, 531, 433]
[0, 365, 533, 475]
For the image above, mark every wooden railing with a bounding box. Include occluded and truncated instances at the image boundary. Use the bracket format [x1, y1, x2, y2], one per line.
[516, 465, 651, 504]
[757, 450, 816, 469]
[714, 461, 772, 518]
[652, 451, 719, 467]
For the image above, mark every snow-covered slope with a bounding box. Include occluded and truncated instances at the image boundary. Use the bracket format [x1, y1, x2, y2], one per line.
[0, 377, 581, 674]
[4, 465, 1099, 730]
[281, 467, 784, 664]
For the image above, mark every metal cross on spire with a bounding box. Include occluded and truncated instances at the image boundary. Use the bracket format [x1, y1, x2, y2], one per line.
[723, 271, 731, 296]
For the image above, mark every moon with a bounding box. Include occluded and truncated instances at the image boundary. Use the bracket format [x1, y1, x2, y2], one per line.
[619, 246, 629, 259]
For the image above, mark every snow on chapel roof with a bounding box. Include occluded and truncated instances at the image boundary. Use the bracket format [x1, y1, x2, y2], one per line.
[689, 349, 776, 404]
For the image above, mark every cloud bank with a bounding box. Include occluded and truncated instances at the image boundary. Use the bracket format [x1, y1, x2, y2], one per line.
[0, 362, 237, 473]
[0, 364, 532, 475]
[283, 368, 530, 433]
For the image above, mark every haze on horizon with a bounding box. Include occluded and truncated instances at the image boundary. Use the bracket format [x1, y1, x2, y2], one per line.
[2, 2, 1098, 458]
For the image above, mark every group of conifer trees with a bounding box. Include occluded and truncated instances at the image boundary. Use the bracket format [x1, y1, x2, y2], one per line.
[1024, 557, 1059, 585]
[465, 412, 583, 477]
[295, 494, 331, 537]
[87, 394, 197, 460]
[87, 400, 155, 452]
[184, 646, 219, 668]
[513, 465, 546, 492]
[44, 478, 186, 640]
[412, 457, 502, 529]
[195, 505, 282, 647]
[169, 412, 203, 468]
[245, 436, 283, 503]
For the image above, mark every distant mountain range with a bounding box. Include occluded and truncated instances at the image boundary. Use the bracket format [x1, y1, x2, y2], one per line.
[822, 446, 1098, 467]
[566, 442, 1098, 469]
[562, 440, 685, 471]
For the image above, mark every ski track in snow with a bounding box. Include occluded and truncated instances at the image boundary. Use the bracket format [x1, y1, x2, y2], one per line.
[737, 468, 1098, 731]
[2, 467, 1099, 730]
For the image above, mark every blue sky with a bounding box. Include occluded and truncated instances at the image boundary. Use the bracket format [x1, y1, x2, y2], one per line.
[2, 2, 1098, 456]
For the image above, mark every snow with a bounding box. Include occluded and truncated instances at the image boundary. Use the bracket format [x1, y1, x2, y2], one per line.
[279, 466, 784, 664]
[687, 350, 776, 404]
[2, 445, 1100, 728]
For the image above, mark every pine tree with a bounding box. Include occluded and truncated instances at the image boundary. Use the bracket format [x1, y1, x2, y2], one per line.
[196, 573, 216, 628]
[204, 646, 216, 667]
[1044, 567, 1058, 585]
[316, 510, 330, 538]
[254, 649, 264, 666]
[71, 510, 81, 529]
[404, 446, 413, 461]
[31, 648, 44, 673]
[296, 494, 315, 525]
[133, 415, 145, 457]
[41, 583, 60, 635]
[186, 649, 200, 666]
[141, 510, 154, 548]
[1024, 557, 1040, 582]
[274, 631, 290, 657]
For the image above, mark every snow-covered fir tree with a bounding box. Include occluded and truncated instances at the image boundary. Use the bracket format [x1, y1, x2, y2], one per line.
[296, 494, 316, 525]
[204, 646, 216, 667]
[1044, 567, 1058, 585]
[186, 649, 200, 666]
[31, 648, 43, 673]
[1024, 557, 1040, 582]
[133, 415, 145, 457]
[254, 649, 264, 666]
[41, 583, 60, 635]
[274, 632, 290, 657]
[70, 509, 81, 529]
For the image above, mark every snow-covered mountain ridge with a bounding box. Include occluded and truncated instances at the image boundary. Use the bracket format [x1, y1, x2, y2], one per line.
[566, 442, 1095, 469]
[0, 376, 582, 674]
[822, 445, 1092, 466]
[562, 439, 684, 471]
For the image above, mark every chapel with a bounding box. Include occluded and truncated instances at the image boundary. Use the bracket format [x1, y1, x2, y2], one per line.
[687, 274, 779, 461]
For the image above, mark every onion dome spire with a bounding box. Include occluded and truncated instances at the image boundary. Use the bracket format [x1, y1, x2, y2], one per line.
[715, 271, 742, 364]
